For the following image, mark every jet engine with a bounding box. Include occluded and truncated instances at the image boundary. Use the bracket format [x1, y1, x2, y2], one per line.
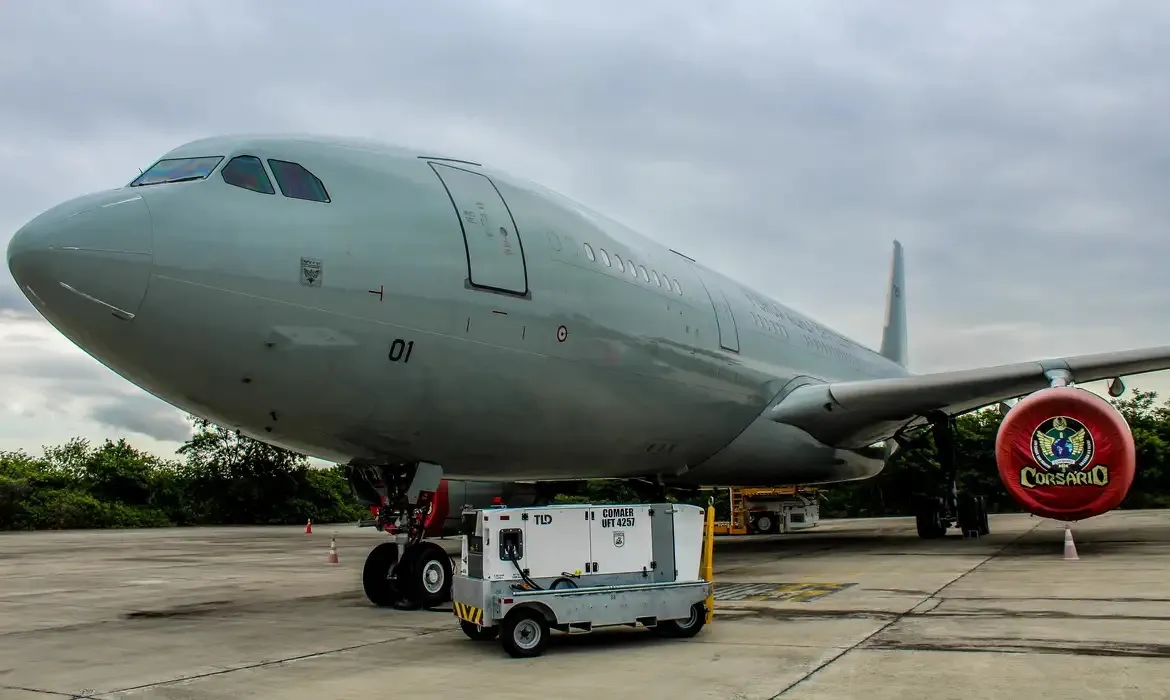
[995, 386, 1136, 521]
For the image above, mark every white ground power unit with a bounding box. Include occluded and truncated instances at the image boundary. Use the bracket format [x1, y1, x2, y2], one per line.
[452, 502, 712, 658]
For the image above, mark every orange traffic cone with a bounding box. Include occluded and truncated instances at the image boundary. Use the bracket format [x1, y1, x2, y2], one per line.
[1063, 523, 1079, 561]
[305, 519, 312, 534]
[326, 536, 339, 564]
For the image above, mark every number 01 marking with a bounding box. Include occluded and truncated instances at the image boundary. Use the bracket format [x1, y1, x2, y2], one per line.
[389, 338, 414, 363]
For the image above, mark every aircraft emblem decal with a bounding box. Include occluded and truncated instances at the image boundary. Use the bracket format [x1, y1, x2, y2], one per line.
[613, 531, 625, 548]
[1016, 414, 1112, 490]
[556, 325, 568, 343]
[1030, 415, 1093, 473]
[300, 257, 323, 287]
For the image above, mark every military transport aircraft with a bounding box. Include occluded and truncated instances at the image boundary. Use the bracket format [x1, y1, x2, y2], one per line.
[7, 134, 1168, 609]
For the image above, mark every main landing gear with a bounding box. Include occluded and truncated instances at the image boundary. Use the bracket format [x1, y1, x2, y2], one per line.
[912, 416, 990, 540]
[355, 462, 455, 610]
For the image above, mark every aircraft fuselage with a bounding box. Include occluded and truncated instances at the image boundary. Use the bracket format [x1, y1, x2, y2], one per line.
[7, 135, 909, 487]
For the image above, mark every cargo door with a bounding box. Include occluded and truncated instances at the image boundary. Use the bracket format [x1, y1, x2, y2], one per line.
[588, 505, 654, 575]
[429, 162, 529, 297]
[689, 264, 740, 352]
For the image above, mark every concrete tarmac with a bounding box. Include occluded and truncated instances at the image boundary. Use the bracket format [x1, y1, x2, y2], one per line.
[2, 510, 1169, 699]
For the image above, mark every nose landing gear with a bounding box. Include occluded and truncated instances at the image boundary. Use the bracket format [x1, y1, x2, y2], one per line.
[353, 461, 455, 610]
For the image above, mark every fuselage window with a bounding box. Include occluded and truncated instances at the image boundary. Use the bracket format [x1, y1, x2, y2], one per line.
[614, 254, 625, 273]
[267, 159, 331, 203]
[584, 242, 596, 261]
[638, 265, 649, 282]
[221, 155, 275, 194]
[672, 279, 682, 295]
[600, 248, 612, 266]
[651, 270, 661, 286]
[629, 261, 638, 278]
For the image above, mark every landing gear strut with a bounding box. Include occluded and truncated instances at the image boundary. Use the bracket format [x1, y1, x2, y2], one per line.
[352, 461, 454, 610]
[913, 416, 990, 539]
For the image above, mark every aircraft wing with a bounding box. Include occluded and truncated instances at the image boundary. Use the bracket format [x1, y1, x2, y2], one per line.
[767, 345, 1170, 448]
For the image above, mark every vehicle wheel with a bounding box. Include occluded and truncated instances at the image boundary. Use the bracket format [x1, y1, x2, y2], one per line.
[915, 497, 948, 539]
[409, 541, 453, 608]
[500, 608, 550, 658]
[460, 620, 499, 641]
[550, 577, 578, 590]
[653, 603, 706, 639]
[754, 513, 776, 534]
[362, 542, 404, 607]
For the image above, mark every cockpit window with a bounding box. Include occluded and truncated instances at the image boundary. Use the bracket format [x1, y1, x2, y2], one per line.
[130, 156, 224, 187]
[267, 159, 330, 203]
[221, 155, 275, 195]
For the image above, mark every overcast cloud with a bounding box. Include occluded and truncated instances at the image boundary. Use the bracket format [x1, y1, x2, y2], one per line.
[3, 0, 1170, 460]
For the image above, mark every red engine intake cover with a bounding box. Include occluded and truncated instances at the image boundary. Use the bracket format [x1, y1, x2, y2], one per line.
[995, 386, 1136, 521]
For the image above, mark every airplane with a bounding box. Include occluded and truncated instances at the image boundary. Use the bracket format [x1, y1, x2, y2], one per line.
[7, 133, 1169, 610]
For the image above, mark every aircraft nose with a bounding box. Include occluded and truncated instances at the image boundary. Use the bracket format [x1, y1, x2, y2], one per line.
[7, 192, 153, 321]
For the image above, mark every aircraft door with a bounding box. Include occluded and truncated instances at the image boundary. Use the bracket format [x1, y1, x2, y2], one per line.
[690, 265, 740, 352]
[429, 162, 529, 297]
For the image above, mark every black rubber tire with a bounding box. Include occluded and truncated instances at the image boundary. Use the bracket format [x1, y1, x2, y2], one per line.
[550, 577, 578, 590]
[957, 495, 979, 537]
[411, 541, 454, 608]
[460, 620, 499, 641]
[653, 603, 707, 639]
[977, 496, 991, 536]
[754, 513, 777, 534]
[915, 497, 948, 539]
[957, 494, 991, 538]
[500, 608, 550, 658]
[362, 542, 403, 607]
[386, 544, 424, 610]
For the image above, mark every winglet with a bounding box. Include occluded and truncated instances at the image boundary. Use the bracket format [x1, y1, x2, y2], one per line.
[879, 240, 908, 369]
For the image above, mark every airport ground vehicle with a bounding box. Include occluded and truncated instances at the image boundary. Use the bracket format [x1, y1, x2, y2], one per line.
[711, 487, 821, 535]
[450, 502, 716, 658]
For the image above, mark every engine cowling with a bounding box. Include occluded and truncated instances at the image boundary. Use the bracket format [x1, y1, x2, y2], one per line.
[995, 386, 1136, 521]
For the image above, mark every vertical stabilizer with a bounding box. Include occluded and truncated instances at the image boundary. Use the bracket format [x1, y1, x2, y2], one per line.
[879, 240, 908, 369]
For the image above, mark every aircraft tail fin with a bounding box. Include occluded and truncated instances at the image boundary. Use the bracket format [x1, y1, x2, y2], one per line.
[879, 240, 908, 369]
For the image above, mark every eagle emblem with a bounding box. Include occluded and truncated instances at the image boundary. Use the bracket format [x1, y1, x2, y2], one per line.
[1030, 415, 1094, 472]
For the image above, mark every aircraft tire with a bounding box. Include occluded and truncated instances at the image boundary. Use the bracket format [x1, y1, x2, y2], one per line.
[362, 542, 404, 607]
[394, 541, 452, 609]
[915, 497, 948, 539]
[976, 497, 991, 536]
[957, 494, 991, 538]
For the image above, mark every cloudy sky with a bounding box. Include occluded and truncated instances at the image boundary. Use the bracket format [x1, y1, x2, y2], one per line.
[3, 0, 1170, 461]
